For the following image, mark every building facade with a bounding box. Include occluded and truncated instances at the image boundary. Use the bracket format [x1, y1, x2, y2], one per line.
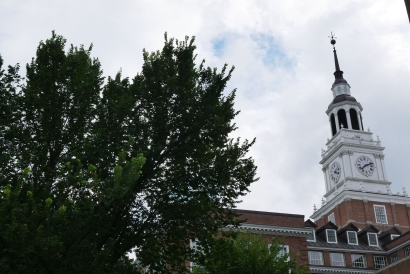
[233, 37, 410, 274]
[304, 37, 410, 274]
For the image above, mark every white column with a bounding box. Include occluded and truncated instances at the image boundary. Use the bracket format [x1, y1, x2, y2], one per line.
[380, 155, 388, 181]
[357, 111, 363, 131]
[329, 118, 334, 136]
[342, 151, 352, 177]
[345, 109, 352, 129]
[323, 167, 329, 192]
[374, 154, 383, 181]
[335, 112, 340, 132]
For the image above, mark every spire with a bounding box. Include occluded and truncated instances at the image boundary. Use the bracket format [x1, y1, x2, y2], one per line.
[329, 32, 348, 87]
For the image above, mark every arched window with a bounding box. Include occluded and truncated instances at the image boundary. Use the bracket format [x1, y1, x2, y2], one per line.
[337, 109, 347, 130]
[330, 114, 337, 136]
[349, 108, 360, 130]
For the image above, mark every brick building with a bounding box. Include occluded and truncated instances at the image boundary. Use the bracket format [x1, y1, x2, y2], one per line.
[230, 38, 410, 274]
[232, 209, 311, 267]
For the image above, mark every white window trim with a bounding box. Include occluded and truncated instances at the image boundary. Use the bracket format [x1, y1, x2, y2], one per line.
[268, 244, 290, 262]
[330, 252, 346, 267]
[374, 205, 388, 224]
[351, 254, 367, 268]
[404, 245, 410, 257]
[373, 255, 387, 269]
[306, 229, 316, 242]
[328, 213, 336, 225]
[368, 232, 379, 246]
[308, 251, 324, 265]
[347, 231, 358, 245]
[326, 229, 338, 244]
[390, 252, 399, 264]
[391, 234, 400, 240]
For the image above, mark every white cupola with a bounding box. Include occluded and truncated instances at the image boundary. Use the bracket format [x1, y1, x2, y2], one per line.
[326, 35, 364, 136]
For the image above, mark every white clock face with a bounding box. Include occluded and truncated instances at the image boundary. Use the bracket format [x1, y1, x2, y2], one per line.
[330, 162, 341, 183]
[355, 155, 375, 176]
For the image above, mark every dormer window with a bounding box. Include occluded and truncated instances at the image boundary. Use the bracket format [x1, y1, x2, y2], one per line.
[368, 233, 378, 246]
[374, 205, 388, 224]
[347, 231, 358, 245]
[326, 229, 337, 243]
[391, 234, 400, 240]
[306, 229, 316, 242]
[328, 213, 336, 225]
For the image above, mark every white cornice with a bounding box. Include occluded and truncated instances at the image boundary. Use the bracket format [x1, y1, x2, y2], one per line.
[321, 142, 384, 164]
[324, 178, 392, 198]
[326, 101, 363, 115]
[224, 223, 312, 237]
[308, 245, 385, 254]
[310, 266, 375, 274]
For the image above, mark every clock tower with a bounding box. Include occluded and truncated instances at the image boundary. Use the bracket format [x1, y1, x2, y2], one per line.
[311, 35, 410, 232]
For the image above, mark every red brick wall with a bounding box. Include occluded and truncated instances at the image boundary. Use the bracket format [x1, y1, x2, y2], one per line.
[233, 210, 309, 269]
[235, 210, 305, 228]
[261, 234, 308, 267]
[315, 199, 410, 232]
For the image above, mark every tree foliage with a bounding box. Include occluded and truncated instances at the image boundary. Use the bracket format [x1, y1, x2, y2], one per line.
[192, 232, 308, 274]
[0, 32, 257, 273]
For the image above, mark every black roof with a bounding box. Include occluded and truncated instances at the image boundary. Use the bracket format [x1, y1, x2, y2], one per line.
[337, 223, 359, 234]
[329, 94, 357, 107]
[331, 77, 348, 89]
[379, 227, 402, 239]
[308, 223, 384, 251]
[305, 219, 317, 228]
[307, 235, 384, 252]
[358, 225, 379, 236]
[316, 221, 338, 234]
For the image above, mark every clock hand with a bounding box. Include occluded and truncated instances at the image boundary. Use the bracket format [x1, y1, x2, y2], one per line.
[362, 163, 372, 169]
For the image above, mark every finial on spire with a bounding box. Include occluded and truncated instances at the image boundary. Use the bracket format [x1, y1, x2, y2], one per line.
[328, 32, 345, 82]
[329, 32, 337, 49]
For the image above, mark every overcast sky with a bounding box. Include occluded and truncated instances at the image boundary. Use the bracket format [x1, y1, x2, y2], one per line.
[1, 0, 409, 220]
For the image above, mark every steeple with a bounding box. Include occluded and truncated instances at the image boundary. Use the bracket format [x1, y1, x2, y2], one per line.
[326, 33, 363, 136]
[327, 33, 352, 99]
[330, 33, 348, 89]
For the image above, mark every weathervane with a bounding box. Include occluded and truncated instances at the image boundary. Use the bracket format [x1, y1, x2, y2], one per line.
[329, 32, 337, 49]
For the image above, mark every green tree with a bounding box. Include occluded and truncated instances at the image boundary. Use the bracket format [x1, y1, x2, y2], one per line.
[0, 33, 257, 273]
[0, 55, 23, 185]
[192, 232, 308, 274]
[21, 31, 103, 188]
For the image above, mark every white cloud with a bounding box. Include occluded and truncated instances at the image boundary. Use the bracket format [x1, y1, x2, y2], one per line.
[1, 0, 409, 220]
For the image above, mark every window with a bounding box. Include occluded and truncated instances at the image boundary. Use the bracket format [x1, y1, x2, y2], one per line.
[373, 256, 387, 269]
[278, 245, 289, 257]
[368, 233, 378, 246]
[352, 254, 367, 268]
[308, 251, 324, 265]
[278, 245, 289, 262]
[190, 239, 199, 271]
[374, 205, 388, 224]
[391, 234, 400, 240]
[404, 246, 410, 257]
[328, 213, 336, 224]
[330, 253, 345, 266]
[306, 230, 316, 242]
[347, 231, 358, 245]
[326, 229, 337, 243]
[268, 244, 289, 261]
[390, 252, 399, 263]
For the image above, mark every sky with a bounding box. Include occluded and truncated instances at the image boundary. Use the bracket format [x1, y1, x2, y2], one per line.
[1, 0, 410, 220]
